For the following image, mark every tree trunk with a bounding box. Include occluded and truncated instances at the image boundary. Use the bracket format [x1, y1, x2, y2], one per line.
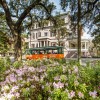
[13, 29, 22, 61]
[77, 0, 81, 63]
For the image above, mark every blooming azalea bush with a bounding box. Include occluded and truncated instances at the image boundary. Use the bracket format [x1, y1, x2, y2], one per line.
[0, 57, 11, 82]
[0, 58, 100, 100]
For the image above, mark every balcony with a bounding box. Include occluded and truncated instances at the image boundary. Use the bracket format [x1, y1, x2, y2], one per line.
[37, 36, 51, 40]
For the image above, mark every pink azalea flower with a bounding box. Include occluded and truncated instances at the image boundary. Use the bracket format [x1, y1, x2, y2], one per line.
[9, 76, 17, 83]
[14, 92, 20, 98]
[73, 66, 78, 73]
[54, 76, 60, 81]
[16, 69, 24, 76]
[28, 67, 35, 72]
[68, 90, 75, 99]
[78, 91, 84, 98]
[53, 81, 64, 89]
[11, 86, 19, 92]
[89, 90, 97, 98]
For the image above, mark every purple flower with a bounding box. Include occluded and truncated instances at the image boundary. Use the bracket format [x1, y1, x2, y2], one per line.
[89, 90, 97, 98]
[28, 67, 35, 72]
[68, 90, 75, 99]
[53, 81, 64, 89]
[9, 76, 17, 83]
[16, 69, 24, 76]
[73, 66, 78, 73]
[54, 76, 60, 81]
[11, 86, 19, 92]
[14, 92, 20, 98]
[78, 91, 84, 98]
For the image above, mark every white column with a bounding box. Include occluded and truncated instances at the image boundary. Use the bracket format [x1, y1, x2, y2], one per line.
[38, 42, 39, 47]
[45, 41, 47, 46]
[44, 41, 45, 47]
[47, 40, 48, 46]
[85, 42, 86, 50]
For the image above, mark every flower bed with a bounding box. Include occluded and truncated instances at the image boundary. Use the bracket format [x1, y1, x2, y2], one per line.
[0, 59, 100, 100]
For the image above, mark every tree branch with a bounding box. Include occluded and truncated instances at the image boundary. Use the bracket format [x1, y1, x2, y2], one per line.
[0, 0, 13, 30]
[16, 0, 41, 28]
[81, 0, 99, 17]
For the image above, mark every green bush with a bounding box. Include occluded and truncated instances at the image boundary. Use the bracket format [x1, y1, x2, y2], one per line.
[0, 57, 11, 81]
[0, 59, 100, 100]
[13, 61, 23, 68]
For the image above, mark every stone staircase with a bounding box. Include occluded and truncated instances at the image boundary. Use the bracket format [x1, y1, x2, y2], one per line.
[66, 51, 77, 58]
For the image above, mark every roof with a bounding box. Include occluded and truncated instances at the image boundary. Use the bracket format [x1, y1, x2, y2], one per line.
[29, 46, 63, 51]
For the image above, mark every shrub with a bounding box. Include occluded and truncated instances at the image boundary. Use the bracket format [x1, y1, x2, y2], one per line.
[12, 61, 23, 68]
[0, 59, 100, 100]
[0, 57, 11, 82]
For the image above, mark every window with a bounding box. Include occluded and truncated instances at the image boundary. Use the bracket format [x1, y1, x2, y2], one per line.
[36, 43, 38, 47]
[31, 44, 35, 48]
[36, 33, 38, 38]
[44, 32, 48, 36]
[50, 31, 56, 37]
[38, 32, 41, 37]
[82, 43, 85, 49]
[33, 33, 35, 39]
[36, 23, 39, 28]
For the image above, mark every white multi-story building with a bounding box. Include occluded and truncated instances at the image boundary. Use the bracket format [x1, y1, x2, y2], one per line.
[28, 13, 91, 58]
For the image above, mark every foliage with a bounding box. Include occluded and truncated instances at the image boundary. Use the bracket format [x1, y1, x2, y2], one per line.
[0, 57, 11, 81]
[59, 0, 100, 61]
[91, 14, 100, 56]
[13, 61, 23, 69]
[0, 0, 56, 60]
[0, 59, 100, 100]
[50, 13, 69, 46]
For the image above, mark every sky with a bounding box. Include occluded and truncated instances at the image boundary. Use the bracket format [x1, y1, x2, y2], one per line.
[50, 0, 92, 39]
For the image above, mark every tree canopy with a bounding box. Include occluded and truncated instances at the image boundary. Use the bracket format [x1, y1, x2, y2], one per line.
[0, 0, 56, 60]
[60, 0, 100, 61]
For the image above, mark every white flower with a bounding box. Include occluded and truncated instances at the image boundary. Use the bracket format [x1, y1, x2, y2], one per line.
[0, 96, 6, 100]
[1, 85, 10, 92]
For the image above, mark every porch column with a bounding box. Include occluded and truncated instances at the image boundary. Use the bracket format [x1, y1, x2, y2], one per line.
[40, 41, 42, 47]
[45, 41, 47, 46]
[85, 42, 87, 50]
[47, 40, 48, 46]
[44, 41, 46, 47]
[85, 42, 87, 56]
[37, 42, 39, 47]
[39, 42, 40, 47]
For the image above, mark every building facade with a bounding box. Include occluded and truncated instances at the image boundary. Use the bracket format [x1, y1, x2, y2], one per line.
[28, 14, 91, 58]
